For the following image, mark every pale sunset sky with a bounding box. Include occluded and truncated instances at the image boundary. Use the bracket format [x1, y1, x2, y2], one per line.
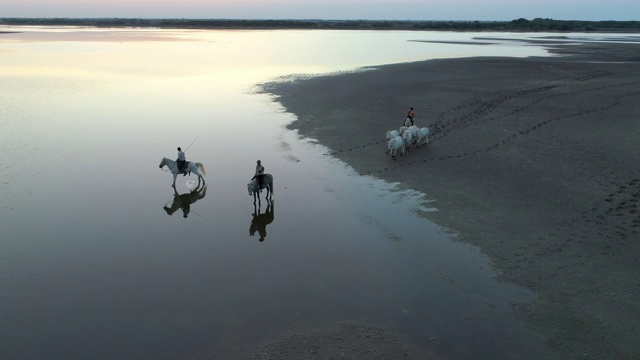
[2, 0, 638, 21]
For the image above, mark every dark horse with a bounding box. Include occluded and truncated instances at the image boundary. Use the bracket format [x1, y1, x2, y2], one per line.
[250, 201, 274, 242]
[163, 183, 207, 218]
[247, 173, 274, 204]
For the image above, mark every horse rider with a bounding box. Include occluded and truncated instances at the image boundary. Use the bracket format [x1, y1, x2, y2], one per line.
[406, 107, 415, 126]
[252, 160, 265, 189]
[176, 147, 187, 176]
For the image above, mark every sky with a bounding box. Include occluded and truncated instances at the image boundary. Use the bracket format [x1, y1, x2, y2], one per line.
[2, 0, 639, 21]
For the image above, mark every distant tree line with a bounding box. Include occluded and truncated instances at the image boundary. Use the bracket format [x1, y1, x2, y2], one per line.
[505, 18, 640, 31]
[1, 17, 639, 32]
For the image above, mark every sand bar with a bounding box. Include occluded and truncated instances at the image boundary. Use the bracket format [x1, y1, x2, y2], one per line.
[259, 39, 640, 359]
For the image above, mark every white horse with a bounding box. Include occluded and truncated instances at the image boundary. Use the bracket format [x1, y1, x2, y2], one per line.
[402, 128, 415, 150]
[408, 125, 419, 138]
[404, 117, 415, 127]
[400, 125, 418, 137]
[387, 135, 405, 159]
[159, 157, 206, 188]
[415, 127, 430, 147]
[248, 173, 274, 204]
[386, 130, 399, 141]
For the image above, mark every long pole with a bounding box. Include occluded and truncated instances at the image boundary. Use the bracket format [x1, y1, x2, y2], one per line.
[184, 136, 199, 152]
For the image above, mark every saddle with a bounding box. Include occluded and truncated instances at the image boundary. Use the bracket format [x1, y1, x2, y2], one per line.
[177, 160, 189, 175]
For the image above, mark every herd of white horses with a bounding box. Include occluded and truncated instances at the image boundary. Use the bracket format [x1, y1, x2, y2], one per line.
[386, 117, 430, 159]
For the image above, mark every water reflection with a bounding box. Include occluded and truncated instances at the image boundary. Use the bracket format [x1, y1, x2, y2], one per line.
[163, 183, 207, 218]
[249, 201, 274, 242]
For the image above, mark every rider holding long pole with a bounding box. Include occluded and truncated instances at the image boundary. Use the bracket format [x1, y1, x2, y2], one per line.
[176, 147, 187, 176]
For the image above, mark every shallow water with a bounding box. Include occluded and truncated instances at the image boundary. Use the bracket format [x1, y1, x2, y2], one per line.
[2, 27, 625, 359]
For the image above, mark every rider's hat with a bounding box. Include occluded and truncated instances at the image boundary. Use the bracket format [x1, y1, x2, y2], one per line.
[257, 160, 261, 163]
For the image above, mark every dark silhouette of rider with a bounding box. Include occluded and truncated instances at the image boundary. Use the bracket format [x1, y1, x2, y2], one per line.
[251, 160, 265, 190]
[250, 202, 274, 242]
[164, 185, 207, 218]
[176, 147, 187, 176]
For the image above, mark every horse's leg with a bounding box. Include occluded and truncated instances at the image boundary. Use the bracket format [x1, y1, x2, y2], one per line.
[172, 173, 177, 188]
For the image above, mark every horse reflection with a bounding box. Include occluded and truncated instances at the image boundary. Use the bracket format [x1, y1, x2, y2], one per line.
[250, 201, 274, 242]
[163, 184, 207, 218]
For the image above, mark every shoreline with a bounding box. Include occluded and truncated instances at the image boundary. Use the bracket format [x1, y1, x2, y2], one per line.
[259, 40, 640, 359]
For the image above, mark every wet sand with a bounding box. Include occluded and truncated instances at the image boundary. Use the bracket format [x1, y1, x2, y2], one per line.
[258, 39, 640, 359]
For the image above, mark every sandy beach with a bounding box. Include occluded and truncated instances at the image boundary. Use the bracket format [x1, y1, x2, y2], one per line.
[258, 39, 640, 359]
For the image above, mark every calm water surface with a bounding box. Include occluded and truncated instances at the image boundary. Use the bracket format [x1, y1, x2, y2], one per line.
[0, 27, 582, 359]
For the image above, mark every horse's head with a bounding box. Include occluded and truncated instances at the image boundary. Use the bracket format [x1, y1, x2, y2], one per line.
[247, 182, 254, 196]
[159, 157, 167, 169]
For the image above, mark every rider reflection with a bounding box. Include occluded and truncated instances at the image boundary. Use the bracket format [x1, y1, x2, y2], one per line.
[163, 183, 207, 218]
[250, 201, 274, 242]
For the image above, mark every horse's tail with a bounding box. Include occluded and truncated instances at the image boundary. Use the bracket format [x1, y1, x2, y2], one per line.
[197, 162, 206, 176]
